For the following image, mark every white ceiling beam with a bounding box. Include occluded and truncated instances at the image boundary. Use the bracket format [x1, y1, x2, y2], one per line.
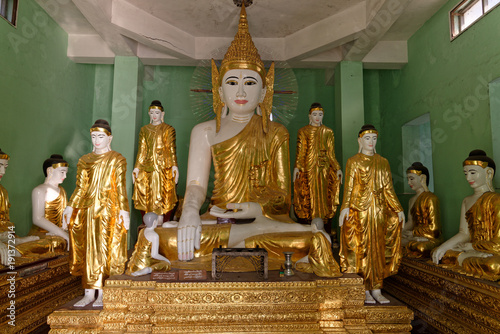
[71, 0, 137, 56]
[362, 40, 408, 69]
[344, 0, 411, 61]
[67, 34, 116, 64]
[111, 0, 195, 61]
[284, 2, 366, 62]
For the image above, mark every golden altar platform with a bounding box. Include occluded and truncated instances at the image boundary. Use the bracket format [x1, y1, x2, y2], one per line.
[0, 255, 82, 333]
[384, 257, 500, 334]
[48, 271, 412, 333]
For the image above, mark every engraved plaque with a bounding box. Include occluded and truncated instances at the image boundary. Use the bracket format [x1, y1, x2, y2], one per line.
[179, 270, 207, 280]
[151, 271, 178, 281]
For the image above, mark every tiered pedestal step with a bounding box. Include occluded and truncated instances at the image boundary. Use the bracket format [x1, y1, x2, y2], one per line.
[0, 255, 82, 333]
[48, 271, 412, 333]
[384, 257, 500, 334]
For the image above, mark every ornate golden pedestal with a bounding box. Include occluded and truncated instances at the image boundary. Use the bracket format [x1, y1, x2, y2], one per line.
[48, 272, 412, 333]
[384, 257, 500, 334]
[0, 255, 82, 333]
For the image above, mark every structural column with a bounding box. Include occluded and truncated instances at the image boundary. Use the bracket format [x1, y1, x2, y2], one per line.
[334, 61, 365, 168]
[110, 56, 144, 236]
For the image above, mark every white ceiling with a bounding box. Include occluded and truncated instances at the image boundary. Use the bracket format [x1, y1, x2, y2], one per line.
[36, 0, 448, 69]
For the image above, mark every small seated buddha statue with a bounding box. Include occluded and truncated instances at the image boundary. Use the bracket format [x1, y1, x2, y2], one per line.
[0, 149, 66, 267]
[432, 150, 500, 281]
[402, 162, 442, 258]
[31, 154, 70, 245]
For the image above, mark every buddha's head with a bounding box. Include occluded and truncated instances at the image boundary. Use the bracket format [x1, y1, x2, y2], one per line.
[212, 3, 274, 133]
[148, 100, 165, 125]
[43, 154, 68, 185]
[308, 103, 324, 127]
[463, 149, 496, 192]
[358, 124, 378, 155]
[406, 162, 429, 192]
[90, 119, 113, 154]
[143, 212, 159, 228]
[0, 148, 9, 182]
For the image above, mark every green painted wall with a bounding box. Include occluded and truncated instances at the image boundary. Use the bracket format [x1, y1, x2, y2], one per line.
[0, 0, 95, 236]
[375, 1, 500, 239]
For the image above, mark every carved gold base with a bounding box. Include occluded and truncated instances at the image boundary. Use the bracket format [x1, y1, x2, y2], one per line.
[384, 257, 500, 334]
[48, 272, 412, 333]
[0, 255, 83, 334]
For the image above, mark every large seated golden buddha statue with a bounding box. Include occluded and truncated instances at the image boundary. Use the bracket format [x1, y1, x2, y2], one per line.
[432, 150, 500, 281]
[128, 4, 341, 278]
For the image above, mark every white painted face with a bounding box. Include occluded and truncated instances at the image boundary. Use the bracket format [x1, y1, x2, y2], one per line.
[149, 108, 164, 125]
[49, 166, 68, 185]
[359, 133, 377, 154]
[91, 131, 112, 153]
[463, 165, 487, 189]
[309, 110, 324, 127]
[407, 173, 423, 192]
[219, 69, 265, 115]
[0, 159, 8, 181]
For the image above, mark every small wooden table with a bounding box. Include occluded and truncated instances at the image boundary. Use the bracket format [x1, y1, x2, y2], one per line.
[212, 247, 268, 280]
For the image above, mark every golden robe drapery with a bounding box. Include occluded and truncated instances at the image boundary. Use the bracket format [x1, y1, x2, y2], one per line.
[68, 151, 129, 289]
[340, 153, 403, 290]
[128, 224, 341, 277]
[125, 228, 171, 275]
[30, 186, 67, 235]
[133, 123, 178, 215]
[405, 191, 442, 258]
[0, 184, 11, 231]
[445, 192, 500, 281]
[211, 115, 291, 221]
[0, 184, 66, 266]
[293, 125, 341, 220]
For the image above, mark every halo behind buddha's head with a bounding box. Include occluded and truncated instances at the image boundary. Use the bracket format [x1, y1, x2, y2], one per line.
[407, 162, 430, 186]
[43, 154, 68, 177]
[211, 3, 274, 133]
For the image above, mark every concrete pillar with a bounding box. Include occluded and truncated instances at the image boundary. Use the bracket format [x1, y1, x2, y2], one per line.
[110, 56, 144, 239]
[334, 61, 365, 168]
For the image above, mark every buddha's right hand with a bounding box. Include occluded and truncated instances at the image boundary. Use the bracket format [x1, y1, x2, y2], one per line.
[177, 208, 202, 261]
[62, 206, 73, 230]
[132, 168, 140, 184]
[339, 208, 350, 227]
[431, 245, 446, 265]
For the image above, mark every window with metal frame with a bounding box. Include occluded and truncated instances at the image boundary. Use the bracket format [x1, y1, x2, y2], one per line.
[0, 0, 18, 26]
[450, 0, 500, 39]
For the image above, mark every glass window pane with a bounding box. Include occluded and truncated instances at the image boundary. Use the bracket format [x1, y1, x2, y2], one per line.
[486, 0, 500, 11]
[461, 0, 483, 29]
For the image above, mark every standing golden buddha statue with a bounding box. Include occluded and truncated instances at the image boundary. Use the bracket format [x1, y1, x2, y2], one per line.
[402, 162, 442, 258]
[339, 125, 405, 304]
[293, 102, 342, 223]
[63, 119, 130, 307]
[132, 100, 179, 221]
[432, 150, 500, 281]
